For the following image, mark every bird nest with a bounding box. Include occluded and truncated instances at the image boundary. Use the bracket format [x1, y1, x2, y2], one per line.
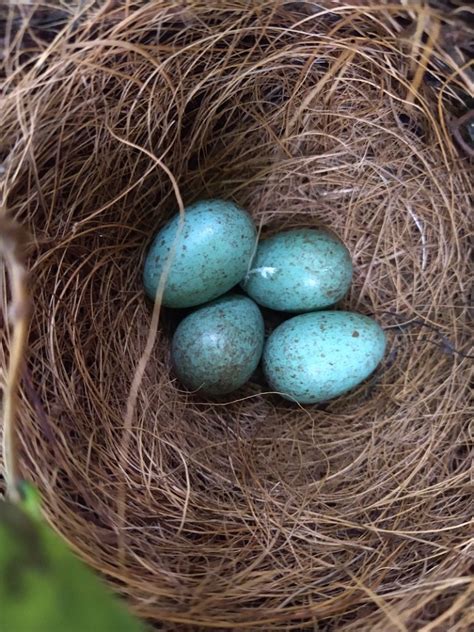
[1, 1, 472, 630]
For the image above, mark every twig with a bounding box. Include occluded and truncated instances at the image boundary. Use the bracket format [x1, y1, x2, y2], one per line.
[0, 217, 31, 503]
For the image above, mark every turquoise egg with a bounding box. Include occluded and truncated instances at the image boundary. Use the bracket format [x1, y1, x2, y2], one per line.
[171, 294, 264, 395]
[144, 199, 256, 308]
[263, 311, 386, 404]
[241, 228, 352, 312]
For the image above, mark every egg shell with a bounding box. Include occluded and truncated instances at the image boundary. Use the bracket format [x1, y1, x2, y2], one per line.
[144, 199, 256, 308]
[171, 294, 264, 395]
[241, 228, 352, 312]
[263, 311, 386, 404]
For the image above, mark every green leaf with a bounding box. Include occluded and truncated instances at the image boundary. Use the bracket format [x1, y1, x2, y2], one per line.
[0, 483, 146, 632]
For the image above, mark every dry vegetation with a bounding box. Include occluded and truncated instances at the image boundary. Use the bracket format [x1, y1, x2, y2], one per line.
[1, 1, 473, 630]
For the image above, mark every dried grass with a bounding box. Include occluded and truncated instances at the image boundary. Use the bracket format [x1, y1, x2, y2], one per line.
[1, 1, 473, 630]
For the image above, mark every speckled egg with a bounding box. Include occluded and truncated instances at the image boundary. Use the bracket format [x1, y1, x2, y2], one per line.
[241, 228, 352, 312]
[171, 294, 264, 395]
[144, 199, 256, 308]
[263, 311, 386, 404]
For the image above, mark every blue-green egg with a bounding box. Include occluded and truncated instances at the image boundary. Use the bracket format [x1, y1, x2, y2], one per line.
[241, 228, 352, 312]
[263, 311, 386, 404]
[171, 294, 264, 395]
[144, 199, 256, 308]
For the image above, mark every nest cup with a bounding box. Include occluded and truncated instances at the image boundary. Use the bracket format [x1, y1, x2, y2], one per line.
[1, 2, 472, 630]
